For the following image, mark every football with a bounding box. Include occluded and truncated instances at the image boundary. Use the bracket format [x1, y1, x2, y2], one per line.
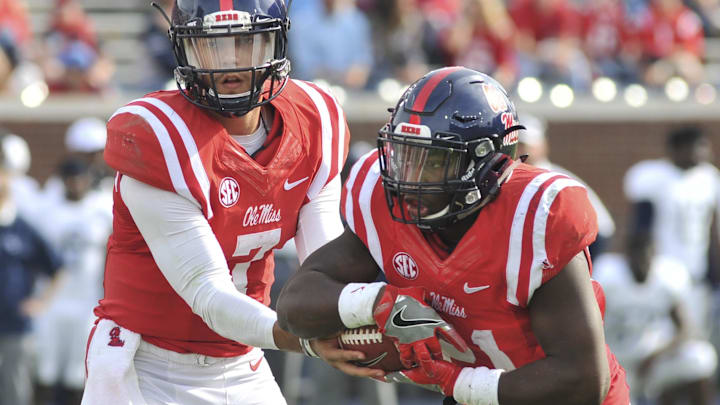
[337, 326, 404, 371]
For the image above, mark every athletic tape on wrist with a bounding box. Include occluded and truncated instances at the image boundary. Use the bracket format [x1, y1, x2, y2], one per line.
[337, 282, 386, 328]
[299, 338, 319, 358]
[453, 366, 504, 405]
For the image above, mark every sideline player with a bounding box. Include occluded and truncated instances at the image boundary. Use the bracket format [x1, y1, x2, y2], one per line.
[34, 158, 111, 405]
[277, 67, 630, 404]
[81, 1, 366, 404]
[624, 127, 720, 338]
[594, 232, 717, 404]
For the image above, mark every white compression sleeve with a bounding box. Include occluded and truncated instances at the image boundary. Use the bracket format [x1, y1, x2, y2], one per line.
[294, 175, 344, 264]
[120, 176, 278, 350]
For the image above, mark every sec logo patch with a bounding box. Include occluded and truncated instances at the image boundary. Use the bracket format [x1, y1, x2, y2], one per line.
[219, 177, 240, 207]
[392, 252, 418, 280]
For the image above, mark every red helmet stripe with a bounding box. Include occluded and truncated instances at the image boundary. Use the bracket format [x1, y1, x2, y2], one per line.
[220, 0, 233, 11]
[410, 66, 462, 115]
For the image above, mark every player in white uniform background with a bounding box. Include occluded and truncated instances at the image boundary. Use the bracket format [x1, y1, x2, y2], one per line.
[623, 127, 720, 341]
[42, 116, 113, 213]
[594, 232, 717, 404]
[0, 131, 42, 220]
[33, 158, 112, 405]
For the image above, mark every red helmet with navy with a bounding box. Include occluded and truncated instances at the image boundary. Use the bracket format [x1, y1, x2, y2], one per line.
[169, 0, 290, 116]
[377, 66, 524, 230]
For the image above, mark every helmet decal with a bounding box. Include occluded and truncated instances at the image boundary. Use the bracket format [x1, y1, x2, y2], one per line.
[396, 123, 432, 139]
[501, 112, 519, 146]
[481, 83, 509, 113]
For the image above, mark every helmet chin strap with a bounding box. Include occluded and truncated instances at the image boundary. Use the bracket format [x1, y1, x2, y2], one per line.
[213, 89, 252, 98]
[421, 204, 450, 220]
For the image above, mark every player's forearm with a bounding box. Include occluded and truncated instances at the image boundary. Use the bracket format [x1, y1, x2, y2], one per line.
[196, 282, 278, 349]
[495, 356, 609, 405]
[276, 269, 347, 338]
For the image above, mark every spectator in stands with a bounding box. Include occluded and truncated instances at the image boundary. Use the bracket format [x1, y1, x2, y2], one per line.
[594, 232, 717, 404]
[518, 114, 616, 258]
[623, 127, 720, 358]
[686, 0, 720, 37]
[637, 0, 706, 86]
[41, 0, 115, 93]
[442, 0, 518, 88]
[141, 0, 175, 90]
[415, 0, 460, 65]
[289, 0, 373, 89]
[580, 0, 641, 84]
[0, 0, 31, 91]
[369, 0, 433, 85]
[0, 135, 65, 405]
[509, 0, 592, 90]
[290, 0, 321, 14]
[34, 158, 111, 405]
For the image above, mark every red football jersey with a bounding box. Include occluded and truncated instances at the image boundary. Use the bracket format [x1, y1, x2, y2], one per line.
[342, 151, 629, 404]
[95, 80, 349, 357]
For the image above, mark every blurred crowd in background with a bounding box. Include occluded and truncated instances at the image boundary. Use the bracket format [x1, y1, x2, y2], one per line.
[1, 0, 720, 99]
[2, 0, 720, 405]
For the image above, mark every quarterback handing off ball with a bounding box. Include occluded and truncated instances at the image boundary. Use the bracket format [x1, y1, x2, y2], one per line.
[338, 327, 404, 371]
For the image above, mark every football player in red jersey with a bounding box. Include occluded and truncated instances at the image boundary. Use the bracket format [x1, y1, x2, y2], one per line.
[80, 0, 376, 404]
[277, 66, 631, 405]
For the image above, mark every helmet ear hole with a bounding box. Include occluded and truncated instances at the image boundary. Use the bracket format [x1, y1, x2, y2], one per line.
[473, 139, 495, 158]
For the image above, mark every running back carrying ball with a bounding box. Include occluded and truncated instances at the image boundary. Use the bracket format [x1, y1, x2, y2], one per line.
[338, 327, 404, 371]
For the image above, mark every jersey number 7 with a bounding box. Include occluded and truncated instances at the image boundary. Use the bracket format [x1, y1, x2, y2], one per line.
[231, 229, 282, 294]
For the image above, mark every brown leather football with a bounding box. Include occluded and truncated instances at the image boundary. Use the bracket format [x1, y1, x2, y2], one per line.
[337, 326, 404, 371]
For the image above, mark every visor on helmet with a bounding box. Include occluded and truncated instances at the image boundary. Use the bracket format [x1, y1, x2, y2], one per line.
[379, 127, 470, 224]
[384, 139, 464, 189]
[183, 31, 276, 70]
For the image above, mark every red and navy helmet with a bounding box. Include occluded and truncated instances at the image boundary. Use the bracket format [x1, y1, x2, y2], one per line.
[169, 0, 290, 116]
[377, 66, 524, 230]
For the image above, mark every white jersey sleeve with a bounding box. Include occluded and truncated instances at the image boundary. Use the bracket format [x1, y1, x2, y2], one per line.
[119, 175, 278, 349]
[294, 175, 343, 264]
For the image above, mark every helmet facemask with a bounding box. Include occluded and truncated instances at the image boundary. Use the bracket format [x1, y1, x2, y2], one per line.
[171, 9, 290, 116]
[378, 125, 503, 230]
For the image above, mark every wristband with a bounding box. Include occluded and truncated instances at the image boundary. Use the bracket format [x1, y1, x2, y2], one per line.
[299, 338, 319, 358]
[337, 282, 386, 328]
[453, 366, 504, 405]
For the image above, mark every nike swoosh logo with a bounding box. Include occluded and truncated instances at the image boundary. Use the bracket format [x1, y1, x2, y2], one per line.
[391, 305, 443, 328]
[250, 357, 263, 372]
[355, 352, 387, 368]
[284, 176, 309, 191]
[463, 283, 490, 294]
